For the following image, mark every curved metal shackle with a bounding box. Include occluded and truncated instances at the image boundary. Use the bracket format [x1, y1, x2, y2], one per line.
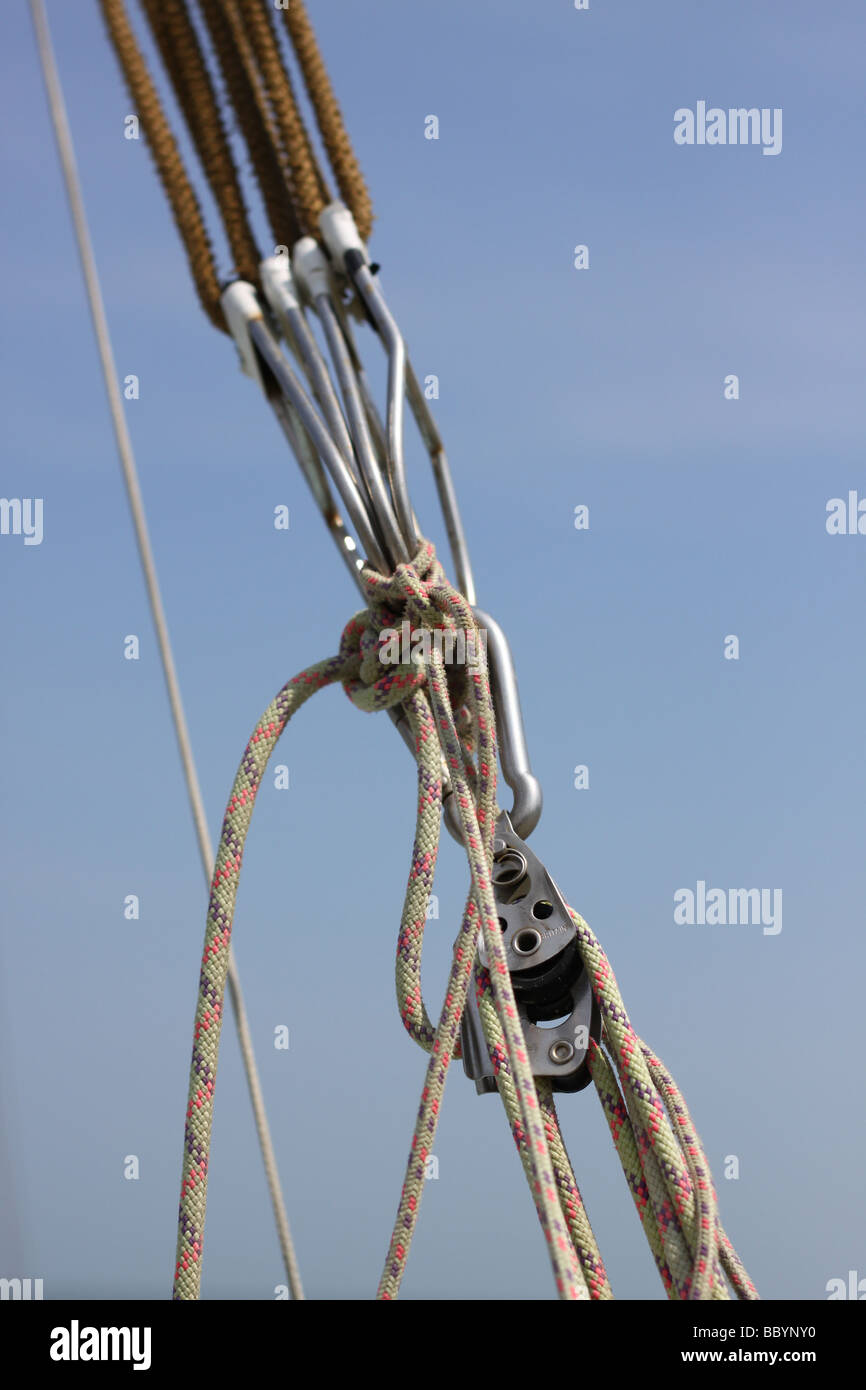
[288, 238, 411, 576]
[315, 204, 543, 839]
[472, 609, 542, 840]
[221, 276, 465, 827]
[225, 234, 543, 840]
[439, 608, 542, 843]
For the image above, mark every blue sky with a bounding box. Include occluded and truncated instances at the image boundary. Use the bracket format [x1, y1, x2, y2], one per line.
[1, 0, 864, 1300]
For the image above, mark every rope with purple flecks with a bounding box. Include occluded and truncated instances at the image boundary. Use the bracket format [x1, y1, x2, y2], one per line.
[359, 547, 587, 1299]
[373, 557, 758, 1300]
[372, 558, 589, 1295]
[172, 648, 345, 1299]
[382, 698, 757, 1296]
[569, 907, 759, 1300]
[172, 535, 757, 1301]
[173, 539, 585, 1300]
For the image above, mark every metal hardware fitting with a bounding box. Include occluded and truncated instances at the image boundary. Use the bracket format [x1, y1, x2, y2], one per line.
[460, 812, 600, 1095]
[225, 201, 546, 841]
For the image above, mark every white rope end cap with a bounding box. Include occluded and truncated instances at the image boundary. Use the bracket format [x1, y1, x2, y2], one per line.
[319, 201, 369, 269]
[292, 237, 333, 305]
[260, 254, 300, 315]
[221, 280, 266, 391]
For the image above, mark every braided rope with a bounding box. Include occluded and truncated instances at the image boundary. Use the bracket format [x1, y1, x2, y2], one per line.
[476, 975, 611, 1298]
[536, 1080, 613, 1299]
[172, 537, 757, 1301]
[369, 552, 587, 1300]
[235, 0, 328, 237]
[587, 1036, 674, 1290]
[279, 0, 374, 241]
[366, 566, 755, 1299]
[138, 0, 260, 284]
[197, 0, 301, 250]
[97, 0, 756, 1310]
[173, 651, 347, 1298]
[392, 685, 448, 1053]
[98, 0, 226, 330]
[644, 1042, 758, 1300]
[175, 540, 584, 1299]
[570, 909, 759, 1300]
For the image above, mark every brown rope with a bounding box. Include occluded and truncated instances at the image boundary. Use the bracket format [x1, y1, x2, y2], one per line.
[234, 0, 329, 238]
[139, 0, 260, 285]
[101, 0, 375, 337]
[198, 0, 300, 252]
[98, 0, 226, 331]
[280, 0, 374, 242]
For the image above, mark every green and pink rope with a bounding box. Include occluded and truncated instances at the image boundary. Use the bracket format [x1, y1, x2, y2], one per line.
[172, 538, 758, 1302]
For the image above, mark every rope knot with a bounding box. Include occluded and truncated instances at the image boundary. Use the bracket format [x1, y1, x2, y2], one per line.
[338, 538, 483, 716]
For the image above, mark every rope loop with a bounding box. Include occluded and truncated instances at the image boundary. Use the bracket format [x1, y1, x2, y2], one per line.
[171, 533, 759, 1304]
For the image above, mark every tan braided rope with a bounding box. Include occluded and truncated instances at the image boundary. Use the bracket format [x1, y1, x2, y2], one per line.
[279, 0, 374, 241]
[138, 0, 260, 284]
[103, 0, 375, 340]
[234, 0, 328, 237]
[98, 0, 226, 330]
[197, 0, 302, 251]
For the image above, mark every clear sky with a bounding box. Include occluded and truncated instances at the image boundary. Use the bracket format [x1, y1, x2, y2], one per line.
[1, 0, 864, 1300]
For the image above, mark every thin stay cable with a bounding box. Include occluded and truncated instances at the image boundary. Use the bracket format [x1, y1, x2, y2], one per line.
[30, 0, 303, 1300]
